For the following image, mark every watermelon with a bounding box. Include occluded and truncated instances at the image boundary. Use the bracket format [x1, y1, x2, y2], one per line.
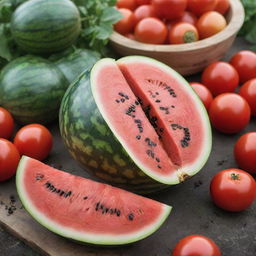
[16, 156, 172, 245]
[50, 48, 101, 84]
[0, 55, 68, 124]
[59, 56, 212, 193]
[11, 0, 81, 54]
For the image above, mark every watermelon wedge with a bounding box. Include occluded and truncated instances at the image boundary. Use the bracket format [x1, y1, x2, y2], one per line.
[59, 56, 212, 193]
[16, 156, 172, 245]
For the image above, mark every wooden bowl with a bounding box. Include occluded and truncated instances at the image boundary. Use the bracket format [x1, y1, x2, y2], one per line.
[109, 0, 245, 76]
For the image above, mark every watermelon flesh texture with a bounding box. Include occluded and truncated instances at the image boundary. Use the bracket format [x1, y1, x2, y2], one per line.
[16, 156, 172, 245]
[91, 57, 211, 184]
[92, 59, 178, 184]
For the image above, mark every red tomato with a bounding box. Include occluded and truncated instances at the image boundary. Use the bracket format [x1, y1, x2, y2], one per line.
[136, 0, 151, 5]
[116, 0, 137, 10]
[215, 0, 230, 15]
[230, 50, 256, 84]
[172, 235, 221, 256]
[152, 0, 187, 20]
[114, 8, 136, 35]
[234, 132, 256, 174]
[169, 22, 198, 44]
[134, 4, 156, 23]
[14, 124, 53, 161]
[239, 79, 256, 116]
[210, 168, 256, 212]
[202, 62, 239, 96]
[187, 0, 217, 16]
[0, 139, 20, 181]
[209, 93, 250, 134]
[0, 107, 14, 139]
[134, 17, 167, 44]
[196, 11, 227, 39]
[190, 82, 213, 111]
[174, 11, 198, 26]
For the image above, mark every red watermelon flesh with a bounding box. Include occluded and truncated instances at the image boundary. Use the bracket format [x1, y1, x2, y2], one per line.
[91, 57, 211, 184]
[92, 59, 177, 183]
[16, 156, 172, 245]
[118, 59, 206, 167]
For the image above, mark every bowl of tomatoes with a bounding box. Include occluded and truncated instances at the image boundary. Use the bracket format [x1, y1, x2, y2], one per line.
[110, 0, 244, 76]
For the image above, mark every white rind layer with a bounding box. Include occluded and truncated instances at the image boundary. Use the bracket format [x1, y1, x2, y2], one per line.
[91, 56, 212, 184]
[16, 156, 172, 245]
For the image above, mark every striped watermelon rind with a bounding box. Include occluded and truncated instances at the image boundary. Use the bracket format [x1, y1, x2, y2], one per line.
[11, 0, 81, 54]
[0, 55, 68, 124]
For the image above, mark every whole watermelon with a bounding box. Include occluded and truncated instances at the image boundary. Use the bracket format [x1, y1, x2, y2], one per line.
[50, 48, 100, 84]
[11, 0, 81, 54]
[0, 55, 68, 124]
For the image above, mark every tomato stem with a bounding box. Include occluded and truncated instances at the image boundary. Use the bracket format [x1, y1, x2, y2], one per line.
[183, 31, 197, 43]
[231, 173, 240, 180]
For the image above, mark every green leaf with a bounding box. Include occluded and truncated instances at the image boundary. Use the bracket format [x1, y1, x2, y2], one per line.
[101, 7, 122, 24]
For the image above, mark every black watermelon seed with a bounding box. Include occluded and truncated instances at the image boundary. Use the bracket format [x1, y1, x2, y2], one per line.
[157, 165, 162, 169]
[155, 99, 161, 103]
[105, 208, 109, 213]
[95, 202, 100, 211]
[171, 105, 175, 108]
[156, 92, 159, 95]
[83, 196, 88, 200]
[156, 157, 160, 162]
[125, 95, 129, 100]
[100, 204, 104, 209]
[119, 92, 124, 97]
[135, 100, 139, 105]
[52, 188, 57, 193]
[159, 128, 164, 133]
[121, 98, 125, 103]
[116, 210, 121, 217]
[110, 209, 114, 214]
[60, 191, 65, 196]
[128, 213, 134, 221]
[115, 99, 120, 103]
[56, 189, 61, 194]
[136, 135, 141, 140]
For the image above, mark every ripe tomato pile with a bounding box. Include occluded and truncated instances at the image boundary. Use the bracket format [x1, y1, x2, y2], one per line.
[114, 0, 229, 44]
[0, 108, 52, 182]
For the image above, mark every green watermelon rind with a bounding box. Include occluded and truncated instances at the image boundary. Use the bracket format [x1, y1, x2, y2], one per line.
[16, 156, 172, 245]
[91, 56, 212, 184]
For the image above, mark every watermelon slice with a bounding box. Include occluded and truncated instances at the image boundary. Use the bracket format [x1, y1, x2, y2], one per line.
[16, 156, 172, 245]
[59, 56, 212, 193]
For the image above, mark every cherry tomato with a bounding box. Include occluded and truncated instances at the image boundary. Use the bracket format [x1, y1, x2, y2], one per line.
[169, 22, 198, 44]
[134, 5, 156, 23]
[152, 0, 187, 20]
[202, 62, 239, 96]
[14, 124, 53, 161]
[187, 0, 217, 16]
[0, 139, 20, 181]
[190, 82, 213, 111]
[230, 50, 256, 84]
[210, 168, 256, 212]
[215, 0, 230, 15]
[196, 11, 227, 39]
[209, 93, 250, 134]
[234, 132, 256, 174]
[134, 17, 167, 44]
[174, 11, 198, 26]
[239, 79, 256, 116]
[116, 0, 137, 10]
[172, 235, 221, 256]
[125, 33, 136, 40]
[0, 107, 14, 139]
[114, 8, 136, 35]
[136, 0, 151, 5]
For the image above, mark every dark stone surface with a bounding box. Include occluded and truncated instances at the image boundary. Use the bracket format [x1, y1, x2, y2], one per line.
[0, 37, 255, 256]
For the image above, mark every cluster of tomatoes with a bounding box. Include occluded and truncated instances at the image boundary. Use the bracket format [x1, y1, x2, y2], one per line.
[0, 108, 52, 181]
[172, 50, 256, 255]
[114, 0, 229, 45]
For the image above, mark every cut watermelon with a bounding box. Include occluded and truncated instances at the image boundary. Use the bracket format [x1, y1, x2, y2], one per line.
[59, 56, 212, 193]
[16, 156, 172, 245]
